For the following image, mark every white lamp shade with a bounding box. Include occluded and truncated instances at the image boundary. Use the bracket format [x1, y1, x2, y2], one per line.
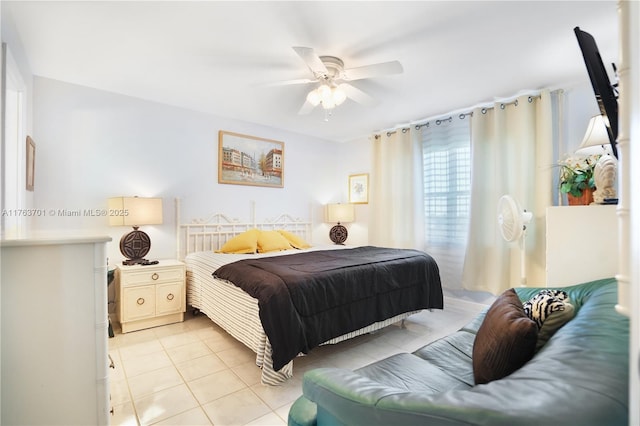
[326, 203, 355, 223]
[579, 115, 610, 150]
[108, 197, 163, 227]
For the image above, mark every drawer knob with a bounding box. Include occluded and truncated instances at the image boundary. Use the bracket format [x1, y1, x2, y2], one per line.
[137, 297, 145, 305]
[167, 293, 175, 301]
[151, 273, 159, 281]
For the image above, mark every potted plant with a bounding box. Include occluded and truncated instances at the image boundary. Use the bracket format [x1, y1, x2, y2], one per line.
[558, 153, 601, 205]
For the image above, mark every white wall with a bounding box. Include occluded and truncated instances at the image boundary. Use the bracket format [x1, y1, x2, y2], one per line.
[1, 14, 35, 233]
[561, 85, 603, 153]
[334, 135, 371, 247]
[31, 77, 365, 263]
[28, 76, 606, 268]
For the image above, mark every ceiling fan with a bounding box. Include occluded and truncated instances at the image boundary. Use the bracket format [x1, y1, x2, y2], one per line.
[269, 47, 403, 115]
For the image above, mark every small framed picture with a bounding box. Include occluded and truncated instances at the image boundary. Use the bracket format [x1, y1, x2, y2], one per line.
[26, 136, 35, 191]
[349, 173, 369, 204]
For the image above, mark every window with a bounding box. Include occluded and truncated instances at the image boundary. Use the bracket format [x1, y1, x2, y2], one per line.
[421, 117, 471, 287]
[422, 118, 471, 246]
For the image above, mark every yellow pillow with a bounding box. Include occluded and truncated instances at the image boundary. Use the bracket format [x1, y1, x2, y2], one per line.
[216, 229, 259, 254]
[257, 230, 293, 253]
[277, 229, 312, 249]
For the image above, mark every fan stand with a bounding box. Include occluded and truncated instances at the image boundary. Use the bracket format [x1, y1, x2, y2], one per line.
[518, 229, 528, 287]
[497, 195, 532, 288]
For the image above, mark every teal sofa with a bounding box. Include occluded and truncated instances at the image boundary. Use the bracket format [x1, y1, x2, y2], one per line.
[288, 278, 629, 426]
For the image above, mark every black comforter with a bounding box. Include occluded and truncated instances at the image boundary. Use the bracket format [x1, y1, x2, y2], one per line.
[213, 246, 443, 371]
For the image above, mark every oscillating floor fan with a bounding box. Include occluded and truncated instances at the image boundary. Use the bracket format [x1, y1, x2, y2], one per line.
[497, 195, 533, 286]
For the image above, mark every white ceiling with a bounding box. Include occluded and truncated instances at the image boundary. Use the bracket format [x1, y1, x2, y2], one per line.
[2, 1, 619, 142]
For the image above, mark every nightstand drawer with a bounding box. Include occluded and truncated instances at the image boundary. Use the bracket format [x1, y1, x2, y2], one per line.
[121, 267, 184, 286]
[122, 285, 156, 321]
[156, 282, 184, 316]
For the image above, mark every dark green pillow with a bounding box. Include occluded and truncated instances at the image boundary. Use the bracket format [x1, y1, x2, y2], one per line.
[472, 288, 538, 385]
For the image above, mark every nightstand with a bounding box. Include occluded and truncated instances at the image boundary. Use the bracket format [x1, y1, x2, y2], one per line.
[116, 259, 186, 333]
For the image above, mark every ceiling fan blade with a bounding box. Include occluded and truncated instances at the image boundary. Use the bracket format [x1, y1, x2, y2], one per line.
[338, 83, 378, 107]
[298, 100, 317, 115]
[257, 78, 315, 87]
[292, 46, 328, 75]
[344, 60, 403, 81]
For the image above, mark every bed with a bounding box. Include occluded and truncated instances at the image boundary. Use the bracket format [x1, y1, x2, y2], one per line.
[177, 201, 443, 385]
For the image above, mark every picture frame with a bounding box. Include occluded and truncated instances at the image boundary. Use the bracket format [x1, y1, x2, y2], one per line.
[26, 136, 35, 191]
[349, 173, 369, 204]
[218, 130, 284, 188]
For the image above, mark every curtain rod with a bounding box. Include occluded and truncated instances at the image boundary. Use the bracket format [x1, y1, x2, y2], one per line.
[414, 111, 473, 131]
[375, 111, 474, 139]
[373, 90, 557, 139]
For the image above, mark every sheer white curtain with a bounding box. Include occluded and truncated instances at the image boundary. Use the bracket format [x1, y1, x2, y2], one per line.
[420, 118, 471, 289]
[462, 90, 554, 294]
[369, 128, 424, 249]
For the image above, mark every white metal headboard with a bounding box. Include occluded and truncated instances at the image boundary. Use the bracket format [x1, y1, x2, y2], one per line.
[175, 198, 312, 260]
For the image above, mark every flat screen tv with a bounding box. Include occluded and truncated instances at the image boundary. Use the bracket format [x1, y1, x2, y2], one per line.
[574, 26, 618, 159]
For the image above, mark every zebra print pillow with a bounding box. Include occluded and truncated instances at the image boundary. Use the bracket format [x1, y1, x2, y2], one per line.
[523, 289, 575, 350]
[523, 290, 569, 329]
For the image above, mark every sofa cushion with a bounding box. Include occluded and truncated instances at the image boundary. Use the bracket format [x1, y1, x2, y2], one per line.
[472, 288, 538, 384]
[354, 352, 471, 393]
[413, 330, 476, 386]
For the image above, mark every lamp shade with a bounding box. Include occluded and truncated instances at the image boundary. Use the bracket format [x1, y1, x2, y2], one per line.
[326, 203, 355, 223]
[579, 115, 610, 149]
[108, 197, 163, 227]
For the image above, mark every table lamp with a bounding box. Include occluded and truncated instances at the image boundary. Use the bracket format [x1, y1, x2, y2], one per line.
[108, 196, 163, 265]
[577, 115, 617, 204]
[326, 203, 355, 244]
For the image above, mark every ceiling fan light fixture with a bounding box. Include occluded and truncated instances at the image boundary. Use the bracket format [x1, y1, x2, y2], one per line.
[306, 89, 321, 106]
[317, 84, 332, 99]
[288, 46, 403, 117]
[333, 87, 347, 106]
[307, 84, 347, 110]
[321, 97, 336, 110]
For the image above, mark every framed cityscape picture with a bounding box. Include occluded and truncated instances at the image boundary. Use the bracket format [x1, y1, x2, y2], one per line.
[218, 131, 284, 188]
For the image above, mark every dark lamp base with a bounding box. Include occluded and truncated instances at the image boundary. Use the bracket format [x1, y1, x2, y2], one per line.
[120, 227, 156, 265]
[329, 223, 348, 245]
[122, 258, 159, 266]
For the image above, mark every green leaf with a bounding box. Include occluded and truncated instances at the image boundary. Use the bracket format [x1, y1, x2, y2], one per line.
[560, 182, 572, 193]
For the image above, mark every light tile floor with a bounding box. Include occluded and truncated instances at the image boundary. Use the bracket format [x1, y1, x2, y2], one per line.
[108, 296, 487, 426]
